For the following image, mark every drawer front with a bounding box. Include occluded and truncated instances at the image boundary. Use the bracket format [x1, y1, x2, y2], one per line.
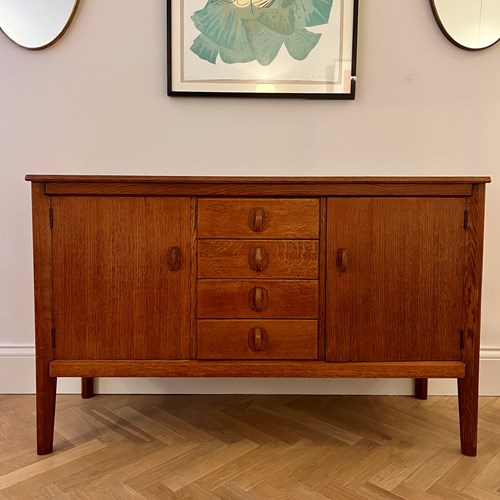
[197, 280, 318, 318]
[197, 320, 318, 360]
[198, 199, 319, 239]
[198, 240, 319, 279]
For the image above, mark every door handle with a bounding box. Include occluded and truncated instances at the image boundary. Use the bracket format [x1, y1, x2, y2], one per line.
[167, 246, 181, 271]
[336, 248, 348, 273]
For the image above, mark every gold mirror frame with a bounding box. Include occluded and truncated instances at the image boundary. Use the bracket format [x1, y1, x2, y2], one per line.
[430, 0, 500, 50]
[0, 0, 79, 50]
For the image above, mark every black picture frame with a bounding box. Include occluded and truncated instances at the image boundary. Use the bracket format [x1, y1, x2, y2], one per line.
[167, 0, 359, 99]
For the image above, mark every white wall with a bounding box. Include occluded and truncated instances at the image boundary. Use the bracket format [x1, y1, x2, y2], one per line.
[1, 0, 499, 395]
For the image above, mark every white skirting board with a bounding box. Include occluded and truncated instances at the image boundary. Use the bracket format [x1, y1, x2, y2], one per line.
[1, 345, 499, 395]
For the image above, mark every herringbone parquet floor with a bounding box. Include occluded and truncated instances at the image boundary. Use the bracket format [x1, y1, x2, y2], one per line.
[0, 394, 499, 499]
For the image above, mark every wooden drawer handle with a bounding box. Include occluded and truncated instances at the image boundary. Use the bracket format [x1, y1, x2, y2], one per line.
[248, 207, 269, 232]
[336, 248, 348, 273]
[167, 246, 181, 271]
[248, 327, 268, 352]
[248, 247, 269, 273]
[248, 287, 269, 312]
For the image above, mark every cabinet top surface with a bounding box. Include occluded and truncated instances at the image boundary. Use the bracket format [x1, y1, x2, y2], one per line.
[25, 175, 491, 184]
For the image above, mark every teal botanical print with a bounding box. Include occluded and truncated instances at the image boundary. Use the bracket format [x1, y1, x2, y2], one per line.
[191, 0, 334, 66]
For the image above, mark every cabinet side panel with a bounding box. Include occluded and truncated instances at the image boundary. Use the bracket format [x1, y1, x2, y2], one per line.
[462, 185, 486, 362]
[31, 183, 54, 362]
[52, 197, 191, 360]
[327, 198, 466, 362]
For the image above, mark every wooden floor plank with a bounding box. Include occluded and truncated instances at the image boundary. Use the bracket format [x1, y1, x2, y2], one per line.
[436, 439, 499, 491]
[462, 484, 500, 500]
[124, 441, 217, 492]
[195, 441, 290, 492]
[368, 441, 442, 491]
[0, 440, 105, 490]
[159, 439, 259, 492]
[402, 446, 463, 491]
[0, 395, 499, 499]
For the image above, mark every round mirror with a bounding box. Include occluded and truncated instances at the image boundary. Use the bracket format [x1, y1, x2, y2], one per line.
[0, 0, 79, 50]
[431, 0, 500, 50]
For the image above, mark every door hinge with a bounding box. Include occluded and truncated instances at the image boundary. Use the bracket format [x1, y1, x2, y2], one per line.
[51, 328, 56, 348]
[463, 210, 468, 230]
[49, 207, 54, 228]
[459, 329, 464, 349]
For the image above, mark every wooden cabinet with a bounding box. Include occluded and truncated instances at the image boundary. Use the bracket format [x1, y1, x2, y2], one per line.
[26, 176, 489, 457]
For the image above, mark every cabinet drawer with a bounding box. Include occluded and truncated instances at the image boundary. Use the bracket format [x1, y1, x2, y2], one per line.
[198, 240, 318, 279]
[198, 199, 319, 239]
[197, 320, 318, 360]
[197, 280, 318, 318]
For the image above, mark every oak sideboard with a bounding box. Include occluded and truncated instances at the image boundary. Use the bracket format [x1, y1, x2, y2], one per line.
[26, 175, 490, 456]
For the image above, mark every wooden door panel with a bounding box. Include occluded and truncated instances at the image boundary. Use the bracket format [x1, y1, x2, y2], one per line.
[327, 198, 466, 362]
[52, 197, 192, 360]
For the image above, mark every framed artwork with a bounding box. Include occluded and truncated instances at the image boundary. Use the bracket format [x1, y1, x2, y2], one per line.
[168, 0, 359, 99]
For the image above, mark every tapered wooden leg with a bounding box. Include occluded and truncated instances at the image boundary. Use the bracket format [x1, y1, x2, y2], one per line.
[81, 377, 95, 399]
[414, 378, 428, 400]
[458, 374, 479, 457]
[36, 371, 57, 455]
[457, 183, 484, 457]
[32, 182, 58, 455]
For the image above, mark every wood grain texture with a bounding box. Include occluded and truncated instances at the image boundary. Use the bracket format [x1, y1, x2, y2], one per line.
[30, 183, 57, 455]
[326, 197, 467, 362]
[26, 174, 491, 183]
[51, 197, 192, 360]
[41, 182, 476, 197]
[190, 198, 198, 360]
[49, 360, 466, 378]
[197, 198, 319, 239]
[26, 175, 489, 458]
[197, 280, 318, 319]
[0, 398, 464, 494]
[458, 184, 486, 456]
[198, 240, 318, 279]
[2, 394, 500, 498]
[25, 174, 491, 185]
[197, 320, 318, 360]
[318, 198, 327, 360]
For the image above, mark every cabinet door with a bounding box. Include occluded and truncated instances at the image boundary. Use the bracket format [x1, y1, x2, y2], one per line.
[327, 198, 466, 362]
[52, 197, 192, 360]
